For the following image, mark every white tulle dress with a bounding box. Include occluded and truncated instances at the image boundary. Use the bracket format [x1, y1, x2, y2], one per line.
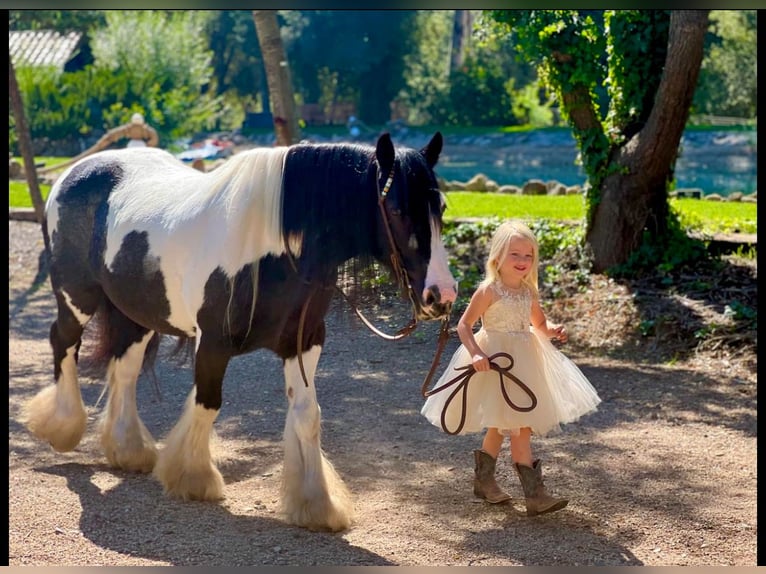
[421, 281, 601, 437]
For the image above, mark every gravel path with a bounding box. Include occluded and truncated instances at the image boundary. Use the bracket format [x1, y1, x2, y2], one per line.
[8, 220, 758, 566]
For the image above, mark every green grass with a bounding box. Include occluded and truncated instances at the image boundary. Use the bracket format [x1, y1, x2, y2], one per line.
[10, 159, 757, 235]
[444, 192, 757, 234]
[10, 180, 51, 208]
[9, 156, 67, 208]
[671, 197, 757, 234]
[444, 192, 584, 222]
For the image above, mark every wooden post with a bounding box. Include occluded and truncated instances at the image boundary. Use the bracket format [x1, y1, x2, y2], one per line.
[8, 56, 46, 224]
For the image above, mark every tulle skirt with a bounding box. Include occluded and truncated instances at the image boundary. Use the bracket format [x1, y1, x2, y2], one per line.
[421, 327, 601, 437]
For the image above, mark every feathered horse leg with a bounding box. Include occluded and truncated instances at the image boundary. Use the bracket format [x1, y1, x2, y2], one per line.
[281, 345, 353, 531]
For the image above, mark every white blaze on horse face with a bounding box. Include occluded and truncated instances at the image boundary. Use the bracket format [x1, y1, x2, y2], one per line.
[424, 215, 457, 304]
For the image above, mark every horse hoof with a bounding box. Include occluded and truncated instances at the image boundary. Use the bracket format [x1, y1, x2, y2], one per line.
[153, 459, 225, 501]
[22, 385, 87, 452]
[104, 446, 158, 473]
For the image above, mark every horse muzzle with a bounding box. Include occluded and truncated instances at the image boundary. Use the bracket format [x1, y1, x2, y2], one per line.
[418, 284, 457, 320]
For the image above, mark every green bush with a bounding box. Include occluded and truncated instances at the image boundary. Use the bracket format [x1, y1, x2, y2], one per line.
[14, 65, 92, 142]
[10, 11, 223, 151]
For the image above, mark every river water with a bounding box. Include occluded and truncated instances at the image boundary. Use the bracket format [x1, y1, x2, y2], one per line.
[435, 128, 757, 197]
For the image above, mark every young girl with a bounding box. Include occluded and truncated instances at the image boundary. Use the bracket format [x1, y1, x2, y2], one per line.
[421, 219, 601, 516]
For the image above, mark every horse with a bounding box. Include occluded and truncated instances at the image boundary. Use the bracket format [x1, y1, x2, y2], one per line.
[21, 132, 457, 532]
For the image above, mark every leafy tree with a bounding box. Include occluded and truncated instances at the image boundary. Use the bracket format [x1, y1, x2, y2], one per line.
[9, 10, 106, 32]
[397, 11, 453, 125]
[13, 64, 94, 142]
[487, 10, 710, 273]
[428, 16, 538, 127]
[205, 11, 268, 129]
[89, 11, 222, 140]
[280, 10, 418, 124]
[693, 10, 757, 119]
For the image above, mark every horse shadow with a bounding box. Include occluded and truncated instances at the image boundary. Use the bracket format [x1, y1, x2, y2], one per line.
[35, 462, 396, 566]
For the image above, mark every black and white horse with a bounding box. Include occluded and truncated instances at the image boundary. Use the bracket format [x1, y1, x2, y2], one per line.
[22, 132, 456, 532]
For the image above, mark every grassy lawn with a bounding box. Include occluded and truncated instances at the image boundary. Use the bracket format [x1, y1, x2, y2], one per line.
[443, 192, 757, 234]
[10, 160, 756, 235]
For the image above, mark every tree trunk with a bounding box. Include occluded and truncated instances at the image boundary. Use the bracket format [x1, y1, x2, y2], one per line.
[252, 10, 301, 145]
[8, 56, 46, 225]
[450, 10, 474, 74]
[586, 10, 709, 272]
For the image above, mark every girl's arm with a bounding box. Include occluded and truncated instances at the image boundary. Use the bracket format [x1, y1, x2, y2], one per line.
[456, 284, 494, 371]
[530, 296, 568, 343]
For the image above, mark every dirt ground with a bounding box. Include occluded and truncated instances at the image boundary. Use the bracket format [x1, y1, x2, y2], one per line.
[8, 219, 758, 567]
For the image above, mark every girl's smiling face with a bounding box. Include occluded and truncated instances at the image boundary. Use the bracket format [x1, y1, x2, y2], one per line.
[497, 236, 535, 286]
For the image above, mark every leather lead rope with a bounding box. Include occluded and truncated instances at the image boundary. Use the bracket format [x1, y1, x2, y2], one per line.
[420, 316, 452, 396]
[421, 351, 538, 435]
[332, 285, 417, 341]
[296, 291, 313, 389]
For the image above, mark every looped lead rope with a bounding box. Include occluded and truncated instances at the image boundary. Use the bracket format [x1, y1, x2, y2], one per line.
[422, 351, 537, 435]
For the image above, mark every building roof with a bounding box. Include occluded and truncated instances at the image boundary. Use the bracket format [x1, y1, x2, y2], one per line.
[9, 30, 83, 69]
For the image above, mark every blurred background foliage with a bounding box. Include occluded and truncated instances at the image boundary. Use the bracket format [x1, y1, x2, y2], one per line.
[8, 9, 757, 153]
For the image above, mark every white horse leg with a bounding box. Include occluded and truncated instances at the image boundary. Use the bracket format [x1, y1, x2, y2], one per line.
[153, 388, 224, 501]
[98, 331, 157, 473]
[22, 298, 90, 452]
[22, 345, 87, 452]
[281, 345, 353, 531]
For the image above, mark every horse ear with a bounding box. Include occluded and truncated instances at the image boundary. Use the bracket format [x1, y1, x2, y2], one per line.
[375, 132, 395, 172]
[420, 131, 443, 168]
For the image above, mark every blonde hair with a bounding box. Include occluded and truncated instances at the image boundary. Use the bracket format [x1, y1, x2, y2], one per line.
[479, 219, 540, 298]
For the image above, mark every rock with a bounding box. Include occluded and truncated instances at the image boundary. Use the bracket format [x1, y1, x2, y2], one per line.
[521, 179, 547, 195]
[548, 184, 567, 195]
[464, 173, 488, 191]
[9, 159, 22, 179]
[726, 191, 744, 202]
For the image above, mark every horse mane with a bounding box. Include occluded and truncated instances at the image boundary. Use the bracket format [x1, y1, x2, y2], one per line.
[280, 140, 429, 312]
[281, 142, 381, 291]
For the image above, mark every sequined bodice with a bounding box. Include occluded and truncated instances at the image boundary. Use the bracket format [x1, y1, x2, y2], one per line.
[481, 281, 531, 332]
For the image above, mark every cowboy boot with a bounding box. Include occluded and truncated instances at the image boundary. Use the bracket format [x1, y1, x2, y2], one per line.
[514, 459, 568, 516]
[473, 450, 512, 504]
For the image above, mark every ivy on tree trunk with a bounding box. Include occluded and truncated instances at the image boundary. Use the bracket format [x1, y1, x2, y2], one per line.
[487, 9, 710, 273]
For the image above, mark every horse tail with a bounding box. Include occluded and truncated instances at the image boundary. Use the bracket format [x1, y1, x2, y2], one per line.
[85, 299, 193, 402]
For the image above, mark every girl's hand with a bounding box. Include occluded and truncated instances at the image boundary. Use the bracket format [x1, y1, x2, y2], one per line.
[549, 324, 568, 343]
[471, 353, 491, 372]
